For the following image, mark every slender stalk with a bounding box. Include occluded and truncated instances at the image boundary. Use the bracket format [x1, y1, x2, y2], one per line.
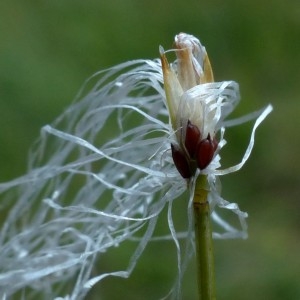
[193, 174, 216, 300]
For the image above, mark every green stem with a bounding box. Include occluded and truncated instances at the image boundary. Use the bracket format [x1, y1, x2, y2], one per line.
[193, 174, 216, 300]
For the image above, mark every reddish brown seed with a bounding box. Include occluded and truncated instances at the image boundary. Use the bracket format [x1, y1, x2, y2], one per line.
[184, 120, 201, 158]
[196, 135, 215, 170]
[212, 136, 218, 151]
[171, 143, 191, 179]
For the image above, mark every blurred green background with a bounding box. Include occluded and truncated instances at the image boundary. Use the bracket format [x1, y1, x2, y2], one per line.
[0, 0, 299, 299]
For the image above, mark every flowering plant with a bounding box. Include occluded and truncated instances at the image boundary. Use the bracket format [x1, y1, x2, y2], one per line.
[0, 33, 272, 299]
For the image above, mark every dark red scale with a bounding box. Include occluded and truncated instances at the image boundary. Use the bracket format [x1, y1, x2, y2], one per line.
[184, 120, 201, 158]
[171, 119, 219, 178]
[171, 143, 191, 179]
[212, 136, 218, 152]
[196, 134, 215, 170]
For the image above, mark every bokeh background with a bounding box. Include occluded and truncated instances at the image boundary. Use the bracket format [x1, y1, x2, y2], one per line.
[0, 0, 299, 299]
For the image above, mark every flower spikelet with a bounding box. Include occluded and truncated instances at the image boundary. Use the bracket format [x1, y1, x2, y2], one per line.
[0, 33, 272, 299]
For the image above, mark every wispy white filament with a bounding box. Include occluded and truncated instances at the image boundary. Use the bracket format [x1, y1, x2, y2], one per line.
[0, 56, 272, 299]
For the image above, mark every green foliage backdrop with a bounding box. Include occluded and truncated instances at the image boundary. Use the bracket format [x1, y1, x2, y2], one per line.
[0, 0, 299, 299]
